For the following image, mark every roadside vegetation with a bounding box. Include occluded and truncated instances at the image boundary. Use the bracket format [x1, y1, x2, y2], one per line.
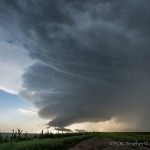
[0, 130, 93, 150]
[1, 131, 150, 150]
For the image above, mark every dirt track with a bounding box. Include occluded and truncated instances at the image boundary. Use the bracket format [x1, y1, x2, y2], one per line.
[68, 137, 150, 150]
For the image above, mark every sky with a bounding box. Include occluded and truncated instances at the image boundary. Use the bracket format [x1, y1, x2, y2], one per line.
[0, 0, 150, 133]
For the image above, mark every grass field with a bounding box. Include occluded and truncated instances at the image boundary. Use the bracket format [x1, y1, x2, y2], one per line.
[100, 132, 150, 142]
[0, 132, 150, 150]
[0, 133, 93, 150]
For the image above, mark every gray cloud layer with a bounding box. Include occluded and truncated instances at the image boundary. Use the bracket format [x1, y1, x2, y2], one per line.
[1, 0, 150, 131]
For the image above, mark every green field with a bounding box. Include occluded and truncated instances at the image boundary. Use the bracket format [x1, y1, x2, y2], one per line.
[0, 132, 150, 150]
[100, 132, 150, 142]
[0, 133, 93, 150]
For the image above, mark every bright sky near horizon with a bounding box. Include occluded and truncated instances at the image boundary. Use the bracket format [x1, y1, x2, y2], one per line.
[0, 90, 44, 133]
[1, 0, 150, 133]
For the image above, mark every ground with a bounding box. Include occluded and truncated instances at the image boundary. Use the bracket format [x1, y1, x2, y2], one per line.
[68, 137, 150, 150]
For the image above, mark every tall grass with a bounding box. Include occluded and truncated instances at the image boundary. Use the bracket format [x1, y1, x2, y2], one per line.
[0, 129, 92, 144]
[0, 134, 93, 150]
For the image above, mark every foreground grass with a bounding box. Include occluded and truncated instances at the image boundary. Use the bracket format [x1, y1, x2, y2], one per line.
[1, 132, 150, 150]
[0, 134, 93, 150]
[92, 132, 150, 149]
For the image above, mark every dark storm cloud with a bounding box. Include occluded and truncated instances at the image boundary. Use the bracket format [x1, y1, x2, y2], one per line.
[1, 0, 150, 130]
[75, 129, 86, 133]
[55, 127, 72, 132]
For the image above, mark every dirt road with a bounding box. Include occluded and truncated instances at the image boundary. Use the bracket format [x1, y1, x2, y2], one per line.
[68, 137, 150, 150]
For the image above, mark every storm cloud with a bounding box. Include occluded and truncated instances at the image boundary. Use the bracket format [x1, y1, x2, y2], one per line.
[1, 0, 150, 131]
